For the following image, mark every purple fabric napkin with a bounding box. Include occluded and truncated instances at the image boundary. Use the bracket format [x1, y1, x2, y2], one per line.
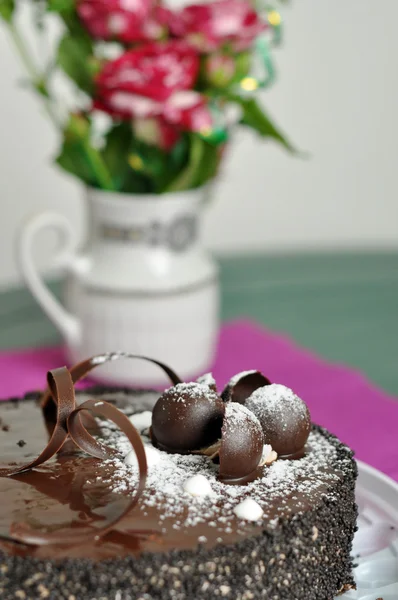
[1, 319, 397, 481]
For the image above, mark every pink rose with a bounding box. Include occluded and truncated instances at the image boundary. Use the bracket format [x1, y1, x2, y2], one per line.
[170, 0, 267, 52]
[77, 0, 170, 44]
[94, 41, 212, 145]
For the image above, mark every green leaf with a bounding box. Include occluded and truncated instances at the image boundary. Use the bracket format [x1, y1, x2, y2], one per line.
[47, 0, 75, 13]
[152, 137, 190, 192]
[102, 123, 163, 193]
[169, 136, 190, 170]
[125, 142, 172, 194]
[0, 0, 15, 22]
[164, 135, 219, 192]
[56, 136, 115, 190]
[65, 112, 91, 139]
[233, 96, 296, 153]
[102, 123, 133, 191]
[121, 171, 152, 194]
[56, 114, 115, 189]
[59, 11, 94, 43]
[134, 143, 168, 179]
[165, 136, 205, 192]
[194, 140, 220, 187]
[57, 34, 94, 94]
[55, 139, 97, 186]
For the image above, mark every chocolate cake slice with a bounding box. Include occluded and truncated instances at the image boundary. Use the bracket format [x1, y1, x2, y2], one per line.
[0, 355, 358, 600]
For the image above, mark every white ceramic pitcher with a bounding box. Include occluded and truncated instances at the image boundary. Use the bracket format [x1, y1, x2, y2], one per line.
[17, 187, 219, 386]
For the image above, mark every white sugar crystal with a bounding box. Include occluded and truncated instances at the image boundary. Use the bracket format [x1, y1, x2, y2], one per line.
[183, 474, 214, 497]
[198, 535, 207, 543]
[233, 498, 264, 521]
[124, 445, 161, 469]
[129, 411, 152, 432]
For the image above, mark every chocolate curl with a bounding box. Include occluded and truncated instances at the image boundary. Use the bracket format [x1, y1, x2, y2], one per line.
[9, 380, 149, 546]
[0, 533, 32, 546]
[41, 352, 182, 413]
[69, 352, 182, 388]
[221, 371, 271, 404]
[0, 368, 75, 476]
[1, 353, 181, 546]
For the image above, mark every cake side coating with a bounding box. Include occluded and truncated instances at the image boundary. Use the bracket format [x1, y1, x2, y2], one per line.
[0, 388, 358, 600]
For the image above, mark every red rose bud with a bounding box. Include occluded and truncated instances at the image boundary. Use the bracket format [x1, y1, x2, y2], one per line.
[78, 0, 170, 44]
[171, 0, 267, 53]
[204, 53, 236, 88]
[203, 51, 251, 89]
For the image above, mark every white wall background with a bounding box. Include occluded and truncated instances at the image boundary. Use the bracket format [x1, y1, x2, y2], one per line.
[1, 0, 398, 287]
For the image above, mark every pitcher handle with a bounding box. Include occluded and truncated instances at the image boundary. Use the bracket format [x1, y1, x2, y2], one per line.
[17, 211, 81, 345]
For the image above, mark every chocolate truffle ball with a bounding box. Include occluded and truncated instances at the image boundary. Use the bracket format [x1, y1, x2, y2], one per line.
[245, 384, 311, 458]
[221, 370, 271, 404]
[150, 383, 225, 453]
[219, 402, 264, 485]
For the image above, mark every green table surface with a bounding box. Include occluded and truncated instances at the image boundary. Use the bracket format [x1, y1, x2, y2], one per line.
[0, 251, 397, 395]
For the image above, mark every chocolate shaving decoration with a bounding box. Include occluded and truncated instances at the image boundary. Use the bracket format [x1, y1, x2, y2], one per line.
[40, 352, 182, 418]
[218, 403, 264, 486]
[68, 352, 181, 391]
[10, 391, 148, 546]
[0, 533, 32, 547]
[0, 367, 75, 476]
[0, 353, 182, 547]
[221, 370, 271, 404]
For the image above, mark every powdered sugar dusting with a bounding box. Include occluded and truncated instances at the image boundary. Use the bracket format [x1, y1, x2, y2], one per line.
[196, 373, 217, 388]
[163, 382, 219, 403]
[246, 383, 308, 423]
[97, 404, 352, 539]
[224, 401, 261, 430]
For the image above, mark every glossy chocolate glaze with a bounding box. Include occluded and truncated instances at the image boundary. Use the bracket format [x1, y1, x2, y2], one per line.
[0, 393, 344, 562]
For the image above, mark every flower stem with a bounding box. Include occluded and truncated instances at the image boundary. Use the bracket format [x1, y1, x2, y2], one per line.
[9, 22, 37, 81]
[9, 22, 61, 129]
[82, 139, 115, 191]
[8, 22, 114, 190]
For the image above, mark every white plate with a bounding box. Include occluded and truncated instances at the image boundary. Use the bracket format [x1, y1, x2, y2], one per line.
[337, 460, 398, 599]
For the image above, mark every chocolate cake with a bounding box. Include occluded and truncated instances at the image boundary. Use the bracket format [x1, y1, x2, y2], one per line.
[0, 354, 358, 600]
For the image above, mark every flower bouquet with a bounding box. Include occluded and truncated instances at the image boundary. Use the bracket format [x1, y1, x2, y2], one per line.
[0, 0, 293, 194]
